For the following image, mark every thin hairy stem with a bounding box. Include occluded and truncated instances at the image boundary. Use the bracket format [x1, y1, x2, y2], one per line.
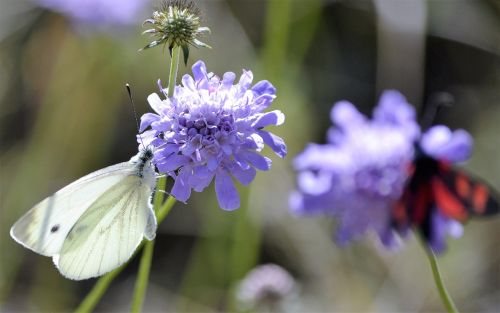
[74, 264, 126, 313]
[130, 241, 155, 313]
[417, 234, 459, 313]
[167, 46, 181, 98]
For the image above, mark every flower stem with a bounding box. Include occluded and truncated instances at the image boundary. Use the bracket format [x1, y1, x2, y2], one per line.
[167, 46, 181, 98]
[127, 194, 176, 313]
[128, 178, 166, 313]
[418, 234, 459, 313]
[130, 240, 155, 313]
[74, 264, 126, 313]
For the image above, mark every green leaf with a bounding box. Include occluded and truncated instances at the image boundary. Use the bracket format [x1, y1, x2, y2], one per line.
[182, 45, 190, 66]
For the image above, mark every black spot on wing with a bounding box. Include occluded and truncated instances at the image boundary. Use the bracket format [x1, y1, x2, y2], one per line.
[50, 225, 60, 233]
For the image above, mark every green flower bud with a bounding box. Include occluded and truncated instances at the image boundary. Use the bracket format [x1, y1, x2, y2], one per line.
[141, 0, 211, 65]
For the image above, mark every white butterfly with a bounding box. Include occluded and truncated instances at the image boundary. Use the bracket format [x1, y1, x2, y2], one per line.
[10, 148, 158, 280]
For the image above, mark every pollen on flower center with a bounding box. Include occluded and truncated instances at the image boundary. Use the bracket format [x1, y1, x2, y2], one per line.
[174, 110, 237, 159]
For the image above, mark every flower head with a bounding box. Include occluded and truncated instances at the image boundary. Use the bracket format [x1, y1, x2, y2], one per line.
[291, 90, 486, 253]
[141, 0, 210, 64]
[236, 264, 295, 311]
[139, 60, 286, 210]
[35, 0, 146, 29]
[290, 91, 419, 247]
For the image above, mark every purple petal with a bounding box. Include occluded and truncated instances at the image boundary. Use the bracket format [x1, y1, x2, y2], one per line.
[239, 151, 272, 171]
[258, 130, 287, 158]
[378, 229, 401, 250]
[207, 155, 220, 171]
[188, 166, 215, 192]
[375, 90, 409, 118]
[251, 110, 285, 128]
[238, 70, 253, 89]
[171, 168, 192, 202]
[157, 79, 168, 96]
[137, 128, 156, 142]
[429, 212, 448, 253]
[252, 94, 276, 111]
[374, 90, 420, 139]
[421, 126, 473, 163]
[230, 164, 256, 186]
[147, 93, 164, 114]
[182, 74, 196, 91]
[222, 72, 236, 88]
[330, 101, 366, 129]
[156, 143, 181, 157]
[252, 80, 276, 96]
[192, 60, 208, 82]
[215, 170, 240, 210]
[293, 143, 342, 171]
[297, 171, 332, 195]
[139, 113, 160, 132]
[242, 134, 264, 150]
[234, 153, 250, 170]
[156, 154, 190, 172]
[289, 191, 334, 216]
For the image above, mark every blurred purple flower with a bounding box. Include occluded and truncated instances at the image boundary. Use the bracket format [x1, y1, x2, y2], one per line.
[290, 90, 479, 253]
[139, 60, 286, 210]
[290, 90, 419, 247]
[35, 0, 146, 28]
[236, 264, 295, 310]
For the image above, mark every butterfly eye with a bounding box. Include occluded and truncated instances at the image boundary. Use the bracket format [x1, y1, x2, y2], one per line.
[51, 225, 60, 233]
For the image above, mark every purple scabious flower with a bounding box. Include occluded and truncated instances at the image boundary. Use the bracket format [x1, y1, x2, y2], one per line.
[236, 264, 295, 311]
[139, 60, 286, 210]
[290, 91, 419, 247]
[35, 0, 146, 28]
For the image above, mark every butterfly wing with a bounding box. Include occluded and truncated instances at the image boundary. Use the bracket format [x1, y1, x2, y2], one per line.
[10, 162, 139, 257]
[433, 161, 500, 219]
[54, 175, 156, 280]
[391, 158, 500, 246]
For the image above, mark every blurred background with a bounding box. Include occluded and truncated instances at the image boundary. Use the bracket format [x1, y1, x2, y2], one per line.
[1, 0, 499, 312]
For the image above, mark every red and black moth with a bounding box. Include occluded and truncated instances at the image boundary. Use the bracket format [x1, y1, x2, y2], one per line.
[392, 144, 500, 248]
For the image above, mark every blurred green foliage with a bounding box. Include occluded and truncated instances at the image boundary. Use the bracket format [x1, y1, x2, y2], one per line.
[1, 0, 499, 312]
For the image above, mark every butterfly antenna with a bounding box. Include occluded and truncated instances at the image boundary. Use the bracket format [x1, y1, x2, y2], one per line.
[420, 92, 454, 131]
[126, 84, 146, 149]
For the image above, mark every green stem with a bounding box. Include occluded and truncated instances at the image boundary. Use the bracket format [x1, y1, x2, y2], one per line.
[167, 46, 181, 98]
[157, 194, 177, 224]
[74, 47, 182, 313]
[418, 235, 459, 313]
[130, 241, 155, 313]
[74, 264, 126, 313]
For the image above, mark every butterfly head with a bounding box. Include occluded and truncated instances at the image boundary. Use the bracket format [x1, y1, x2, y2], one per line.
[131, 146, 155, 166]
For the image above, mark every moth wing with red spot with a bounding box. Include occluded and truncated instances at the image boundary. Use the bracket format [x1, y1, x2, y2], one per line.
[434, 161, 500, 219]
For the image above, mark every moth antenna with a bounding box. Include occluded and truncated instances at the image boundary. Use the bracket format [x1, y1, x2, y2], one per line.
[126, 84, 146, 149]
[420, 92, 454, 131]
